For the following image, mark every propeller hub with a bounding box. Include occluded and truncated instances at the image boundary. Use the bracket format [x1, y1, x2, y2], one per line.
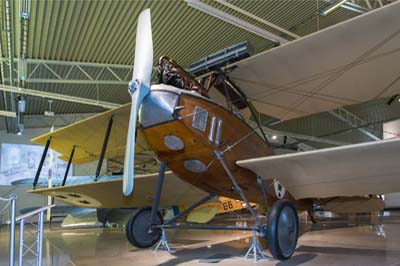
[129, 79, 140, 94]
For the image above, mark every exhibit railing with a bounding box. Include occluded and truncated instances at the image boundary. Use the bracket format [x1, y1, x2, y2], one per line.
[0, 194, 17, 266]
[0, 189, 16, 226]
[14, 204, 55, 266]
[1, 193, 54, 266]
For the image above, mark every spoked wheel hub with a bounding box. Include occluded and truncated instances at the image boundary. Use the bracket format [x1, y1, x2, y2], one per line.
[267, 199, 299, 260]
[126, 206, 163, 248]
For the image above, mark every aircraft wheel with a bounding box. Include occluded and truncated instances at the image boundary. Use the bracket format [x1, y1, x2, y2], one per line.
[125, 206, 163, 248]
[267, 199, 299, 260]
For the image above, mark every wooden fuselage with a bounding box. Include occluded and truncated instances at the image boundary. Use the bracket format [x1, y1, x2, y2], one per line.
[139, 84, 294, 205]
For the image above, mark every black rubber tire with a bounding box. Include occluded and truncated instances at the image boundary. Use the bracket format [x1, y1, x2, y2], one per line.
[125, 206, 163, 248]
[267, 199, 299, 260]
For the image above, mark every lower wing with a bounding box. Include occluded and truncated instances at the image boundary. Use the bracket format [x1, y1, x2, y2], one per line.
[318, 196, 384, 213]
[28, 171, 209, 208]
[237, 138, 400, 199]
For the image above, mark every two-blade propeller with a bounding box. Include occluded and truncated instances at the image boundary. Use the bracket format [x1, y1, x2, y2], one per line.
[123, 9, 153, 196]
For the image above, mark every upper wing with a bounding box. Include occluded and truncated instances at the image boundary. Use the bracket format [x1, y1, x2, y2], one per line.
[237, 138, 400, 199]
[228, 1, 400, 120]
[29, 171, 209, 208]
[31, 103, 147, 165]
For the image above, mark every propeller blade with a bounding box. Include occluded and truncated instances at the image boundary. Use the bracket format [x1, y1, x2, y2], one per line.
[123, 9, 153, 196]
[133, 9, 153, 89]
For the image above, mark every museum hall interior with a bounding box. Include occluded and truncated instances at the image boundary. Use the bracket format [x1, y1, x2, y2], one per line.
[1, 1, 400, 265]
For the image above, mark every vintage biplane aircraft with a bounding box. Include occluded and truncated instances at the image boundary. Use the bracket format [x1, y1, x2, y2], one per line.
[30, 2, 400, 261]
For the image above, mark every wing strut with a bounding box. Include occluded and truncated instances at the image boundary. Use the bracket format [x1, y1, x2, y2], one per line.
[62, 146, 75, 186]
[95, 116, 114, 181]
[33, 137, 51, 189]
[211, 72, 270, 144]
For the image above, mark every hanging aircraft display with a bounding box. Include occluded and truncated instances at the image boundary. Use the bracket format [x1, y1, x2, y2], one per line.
[29, 3, 400, 261]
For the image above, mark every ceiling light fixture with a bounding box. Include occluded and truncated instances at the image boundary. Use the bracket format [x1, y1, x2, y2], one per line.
[321, 0, 348, 16]
[341, 1, 369, 14]
[17, 96, 26, 135]
[214, 0, 300, 39]
[44, 100, 55, 116]
[185, 0, 288, 44]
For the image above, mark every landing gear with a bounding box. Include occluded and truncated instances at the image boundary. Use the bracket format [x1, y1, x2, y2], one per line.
[267, 199, 299, 260]
[307, 209, 318, 224]
[96, 208, 111, 227]
[215, 150, 299, 260]
[127, 157, 299, 261]
[125, 206, 163, 248]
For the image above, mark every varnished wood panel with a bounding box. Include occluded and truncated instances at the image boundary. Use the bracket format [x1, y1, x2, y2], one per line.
[143, 92, 281, 204]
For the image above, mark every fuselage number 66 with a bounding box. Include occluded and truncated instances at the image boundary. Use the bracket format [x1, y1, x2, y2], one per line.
[223, 201, 234, 210]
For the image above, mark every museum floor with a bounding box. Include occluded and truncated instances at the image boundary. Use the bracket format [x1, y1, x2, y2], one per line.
[1, 211, 400, 266]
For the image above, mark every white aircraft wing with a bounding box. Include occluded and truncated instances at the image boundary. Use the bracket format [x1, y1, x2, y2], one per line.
[229, 1, 400, 120]
[237, 138, 400, 199]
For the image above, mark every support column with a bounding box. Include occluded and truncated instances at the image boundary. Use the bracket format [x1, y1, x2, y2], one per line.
[18, 219, 24, 266]
[244, 229, 267, 261]
[36, 211, 44, 266]
[9, 195, 16, 266]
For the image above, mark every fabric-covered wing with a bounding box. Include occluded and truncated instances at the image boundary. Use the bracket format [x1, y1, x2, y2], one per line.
[237, 138, 400, 199]
[228, 1, 400, 120]
[28, 171, 209, 208]
[319, 197, 384, 213]
[31, 103, 147, 165]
